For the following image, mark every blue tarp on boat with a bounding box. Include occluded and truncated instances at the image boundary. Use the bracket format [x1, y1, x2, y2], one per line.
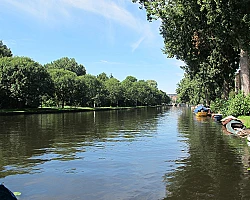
[193, 105, 209, 114]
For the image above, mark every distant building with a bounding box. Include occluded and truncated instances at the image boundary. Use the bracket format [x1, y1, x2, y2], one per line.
[168, 94, 178, 103]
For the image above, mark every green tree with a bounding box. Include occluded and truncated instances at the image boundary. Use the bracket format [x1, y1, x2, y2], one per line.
[97, 72, 109, 82]
[81, 74, 103, 107]
[148, 87, 160, 105]
[105, 77, 122, 106]
[198, 0, 250, 94]
[121, 76, 138, 106]
[0, 40, 12, 58]
[160, 90, 171, 104]
[48, 68, 76, 108]
[135, 80, 152, 105]
[96, 72, 110, 107]
[45, 57, 86, 76]
[146, 80, 158, 88]
[133, 0, 249, 98]
[73, 76, 87, 107]
[0, 56, 53, 108]
[176, 74, 202, 105]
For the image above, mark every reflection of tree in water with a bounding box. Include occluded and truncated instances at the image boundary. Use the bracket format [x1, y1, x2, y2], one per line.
[163, 108, 250, 200]
[0, 107, 170, 178]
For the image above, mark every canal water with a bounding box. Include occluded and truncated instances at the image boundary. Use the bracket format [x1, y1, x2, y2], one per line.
[1, 107, 250, 200]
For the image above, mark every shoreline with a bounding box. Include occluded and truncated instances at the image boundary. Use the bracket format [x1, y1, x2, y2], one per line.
[0, 105, 168, 116]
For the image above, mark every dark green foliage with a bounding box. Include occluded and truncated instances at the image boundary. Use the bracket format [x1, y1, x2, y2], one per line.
[48, 68, 76, 108]
[0, 41, 12, 58]
[45, 57, 86, 76]
[121, 76, 138, 106]
[0, 41, 170, 109]
[211, 92, 250, 117]
[73, 76, 87, 106]
[0, 57, 53, 108]
[225, 92, 250, 116]
[135, 80, 153, 106]
[133, 0, 250, 103]
[41, 68, 169, 108]
[105, 78, 122, 106]
[121, 76, 170, 106]
[210, 98, 228, 115]
[97, 72, 109, 82]
[80, 74, 103, 107]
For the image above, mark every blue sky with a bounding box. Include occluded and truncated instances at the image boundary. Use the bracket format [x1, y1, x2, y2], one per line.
[0, 0, 184, 94]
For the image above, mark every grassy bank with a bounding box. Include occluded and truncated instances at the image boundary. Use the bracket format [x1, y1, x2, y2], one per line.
[238, 116, 250, 128]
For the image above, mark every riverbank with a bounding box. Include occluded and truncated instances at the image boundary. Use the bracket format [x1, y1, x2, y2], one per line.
[238, 116, 250, 128]
[0, 106, 165, 116]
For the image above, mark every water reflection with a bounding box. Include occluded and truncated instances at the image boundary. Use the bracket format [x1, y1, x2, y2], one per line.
[0, 108, 167, 178]
[164, 108, 250, 200]
[1, 107, 250, 199]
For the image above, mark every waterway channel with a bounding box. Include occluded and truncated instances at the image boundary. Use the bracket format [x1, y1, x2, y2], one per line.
[1, 107, 250, 200]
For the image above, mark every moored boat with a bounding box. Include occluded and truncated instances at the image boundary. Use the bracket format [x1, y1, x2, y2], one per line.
[221, 116, 247, 136]
[212, 113, 223, 122]
[193, 105, 210, 117]
[196, 111, 208, 117]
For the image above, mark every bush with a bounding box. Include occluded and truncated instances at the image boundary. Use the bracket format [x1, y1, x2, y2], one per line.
[210, 98, 226, 114]
[211, 92, 250, 117]
[224, 92, 250, 117]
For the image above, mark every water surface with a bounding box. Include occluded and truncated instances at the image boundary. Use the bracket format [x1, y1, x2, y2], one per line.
[1, 107, 250, 200]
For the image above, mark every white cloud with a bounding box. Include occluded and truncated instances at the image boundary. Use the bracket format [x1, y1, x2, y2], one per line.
[1, 0, 158, 51]
[99, 60, 123, 65]
[100, 60, 108, 63]
[1, 0, 69, 21]
[2, 39, 17, 46]
[2, 0, 144, 31]
[63, 0, 141, 30]
[131, 36, 145, 52]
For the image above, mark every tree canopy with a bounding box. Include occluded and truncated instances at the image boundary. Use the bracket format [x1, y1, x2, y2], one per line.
[0, 56, 53, 108]
[45, 57, 86, 76]
[133, 0, 250, 103]
[48, 68, 77, 108]
[0, 40, 12, 58]
[0, 41, 171, 109]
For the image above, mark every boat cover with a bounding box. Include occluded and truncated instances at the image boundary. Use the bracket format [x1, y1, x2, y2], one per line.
[193, 105, 209, 114]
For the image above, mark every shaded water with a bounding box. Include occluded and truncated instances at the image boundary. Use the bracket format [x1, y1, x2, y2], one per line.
[1, 107, 250, 199]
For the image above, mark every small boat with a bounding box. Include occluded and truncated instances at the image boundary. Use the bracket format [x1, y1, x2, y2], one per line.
[225, 120, 245, 134]
[221, 116, 247, 136]
[196, 111, 208, 117]
[212, 113, 223, 122]
[193, 105, 210, 117]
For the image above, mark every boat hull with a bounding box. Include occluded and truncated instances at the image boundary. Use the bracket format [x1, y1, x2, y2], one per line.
[196, 111, 208, 117]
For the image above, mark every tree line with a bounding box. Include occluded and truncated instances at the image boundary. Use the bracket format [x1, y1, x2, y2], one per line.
[0, 41, 171, 109]
[133, 0, 250, 105]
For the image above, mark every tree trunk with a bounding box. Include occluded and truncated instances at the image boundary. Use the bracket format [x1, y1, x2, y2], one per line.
[223, 80, 230, 100]
[205, 88, 209, 106]
[235, 70, 241, 94]
[240, 49, 250, 95]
